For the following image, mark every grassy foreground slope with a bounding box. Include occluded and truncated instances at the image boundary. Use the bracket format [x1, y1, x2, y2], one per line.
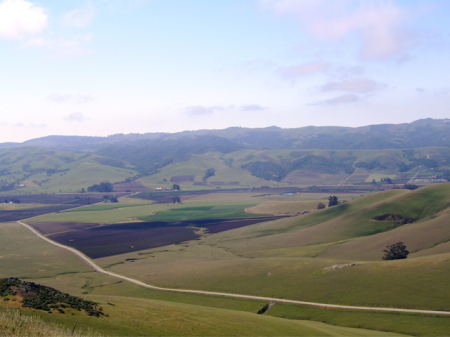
[0, 216, 414, 336]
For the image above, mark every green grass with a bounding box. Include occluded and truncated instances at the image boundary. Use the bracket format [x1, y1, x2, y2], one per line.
[29, 204, 171, 224]
[139, 153, 261, 188]
[94, 184, 450, 311]
[101, 242, 450, 311]
[2, 185, 450, 336]
[0, 294, 409, 337]
[63, 203, 149, 212]
[0, 222, 92, 279]
[137, 205, 215, 221]
[138, 203, 262, 222]
[268, 304, 450, 337]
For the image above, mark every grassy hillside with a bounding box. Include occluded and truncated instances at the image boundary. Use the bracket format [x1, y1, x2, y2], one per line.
[2, 184, 450, 335]
[93, 184, 450, 312]
[0, 224, 415, 336]
[138, 153, 261, 189]
[0, 147, 137, 193]
[0, 130, 449, 192]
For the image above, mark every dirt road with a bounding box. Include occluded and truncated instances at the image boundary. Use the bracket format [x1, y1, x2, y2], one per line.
[17, 220, 450, 316]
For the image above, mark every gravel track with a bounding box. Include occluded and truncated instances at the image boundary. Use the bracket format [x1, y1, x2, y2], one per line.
[17, 220, 450, 316]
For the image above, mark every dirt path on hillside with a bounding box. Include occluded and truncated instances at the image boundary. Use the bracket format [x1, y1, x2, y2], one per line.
[17, 220, 450, 316]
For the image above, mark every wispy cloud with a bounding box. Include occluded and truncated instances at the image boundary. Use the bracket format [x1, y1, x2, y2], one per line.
[0, 0, 47, 39]
[30, 123, 46, 128]
[321, 78, 386, 93]
[279, 62, 330, 82]
[27, 33, 94, 57]
[184, 106, 224, 116]
[64, 112, 87, 122]
[311, 93, 361, 106]
[262, 0, 418, 60]
[47, 93, 93, 104]
[279, 62, 365, 83]
[62, 5, 95, 28]
[240, 104, 268, 112]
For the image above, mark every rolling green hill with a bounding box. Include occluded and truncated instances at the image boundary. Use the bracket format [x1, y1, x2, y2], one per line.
[92, 183, 450, 313]
[0, 119, 449, 192]
[1, 180, 449, 335]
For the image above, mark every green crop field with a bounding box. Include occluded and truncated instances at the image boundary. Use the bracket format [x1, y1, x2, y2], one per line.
[29, 203, 171, 224]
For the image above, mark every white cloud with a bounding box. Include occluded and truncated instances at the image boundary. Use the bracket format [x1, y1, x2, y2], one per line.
[0, 0, 47, 39]
[262, 0, 417, 60]
[62, 5, 95, 28]
[64, 112, 87, 122]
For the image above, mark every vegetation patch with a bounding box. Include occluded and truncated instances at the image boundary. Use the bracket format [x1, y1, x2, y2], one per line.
[373, 214, 415, 224]
[0, 278, 106, 317]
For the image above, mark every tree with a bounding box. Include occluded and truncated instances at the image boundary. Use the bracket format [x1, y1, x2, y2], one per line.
[202, 168, 216, 182]
[317, 202, 326, 210]
[381, 177, 392, 184]
[172, 196, 181, 204]
[328, 195, 338, 207]
[87, 182, 113, 192]
[382, 242, 409, 260]
[172, 184, 180, 191]
[402, 183, 419, 190]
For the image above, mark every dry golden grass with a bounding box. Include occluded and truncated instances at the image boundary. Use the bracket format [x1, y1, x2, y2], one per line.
[0, 310, 101, 337]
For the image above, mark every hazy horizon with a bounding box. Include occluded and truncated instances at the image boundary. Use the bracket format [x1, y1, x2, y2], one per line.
[1, 0, 449, 142]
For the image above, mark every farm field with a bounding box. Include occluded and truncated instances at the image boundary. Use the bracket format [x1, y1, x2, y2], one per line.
[2, 184, 450, 336]
[27, 192, 287, 258]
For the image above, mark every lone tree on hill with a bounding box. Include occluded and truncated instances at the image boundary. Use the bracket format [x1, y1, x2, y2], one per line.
[382, 242, 409, 260]
[328, 195, 338, 207]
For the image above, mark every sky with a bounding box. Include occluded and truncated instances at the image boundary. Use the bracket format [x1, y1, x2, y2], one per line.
[0, 0, 449, 143]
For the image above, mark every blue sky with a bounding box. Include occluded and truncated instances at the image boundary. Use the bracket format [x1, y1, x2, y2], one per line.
[0, 0, 449, 142]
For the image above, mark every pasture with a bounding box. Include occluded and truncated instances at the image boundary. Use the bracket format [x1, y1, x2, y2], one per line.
[2, 184, 449, 336]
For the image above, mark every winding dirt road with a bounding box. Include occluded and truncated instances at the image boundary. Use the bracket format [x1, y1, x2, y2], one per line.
[17, 220, 450, 316]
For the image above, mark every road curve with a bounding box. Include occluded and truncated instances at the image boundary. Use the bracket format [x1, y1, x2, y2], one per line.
[17, 220, 450, 316]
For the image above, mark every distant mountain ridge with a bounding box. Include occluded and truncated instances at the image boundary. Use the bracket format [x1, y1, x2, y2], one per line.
[4, 118, 449, 151]
[0, 119, 448, 192]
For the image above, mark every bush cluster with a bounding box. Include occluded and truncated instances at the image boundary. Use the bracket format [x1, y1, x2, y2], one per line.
[0, 278, 106, 317]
